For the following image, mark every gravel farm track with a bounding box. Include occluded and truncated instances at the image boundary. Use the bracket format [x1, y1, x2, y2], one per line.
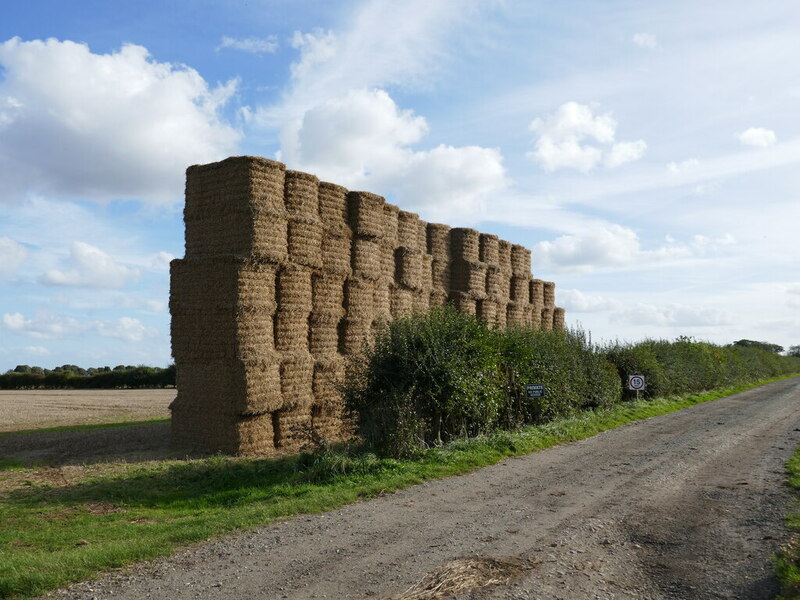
[5, 379, 800, 600]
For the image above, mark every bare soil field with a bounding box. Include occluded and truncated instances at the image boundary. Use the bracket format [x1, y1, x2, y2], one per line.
[0, 389, 174, 432]
[38, 377, 800, 600]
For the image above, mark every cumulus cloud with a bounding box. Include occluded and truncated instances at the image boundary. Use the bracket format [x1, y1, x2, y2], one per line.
[0, 237, 28, 275]
[527, 102, 646, 172]
[632, 33, 657, 48]
[0, 37, 240, 204]
[557, 289, 620, 313]
[667, 158, 700, 173]
[280, 88, 507, 219]
[610, 303, 733, 327]
[3, 311, 157, 342]
[737, 127, 777, 148]
[534, 226, 735, 272]
[217, 35, 278, 54]
[39, 241, 139, 289]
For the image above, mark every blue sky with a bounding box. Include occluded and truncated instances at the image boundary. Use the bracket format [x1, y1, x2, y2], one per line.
[1, 0, 799, 371]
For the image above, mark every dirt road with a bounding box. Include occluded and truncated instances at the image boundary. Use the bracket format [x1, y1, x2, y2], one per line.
[0, 389, 173, 432]
[50, 378, 800, 600]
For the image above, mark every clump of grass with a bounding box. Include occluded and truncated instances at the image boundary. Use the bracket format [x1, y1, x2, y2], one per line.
[776, 447, 800, 599]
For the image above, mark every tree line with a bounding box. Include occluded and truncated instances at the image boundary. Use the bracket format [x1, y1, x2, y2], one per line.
[0, 364, 176, 389]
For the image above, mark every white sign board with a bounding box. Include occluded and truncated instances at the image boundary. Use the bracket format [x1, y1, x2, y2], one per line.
[627, 375, 646, 391]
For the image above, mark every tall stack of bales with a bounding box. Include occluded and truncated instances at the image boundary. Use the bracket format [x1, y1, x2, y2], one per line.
[171, 155, 566, 455]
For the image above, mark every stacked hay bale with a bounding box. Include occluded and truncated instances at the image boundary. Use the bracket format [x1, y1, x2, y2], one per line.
[171, 155, 566, 456]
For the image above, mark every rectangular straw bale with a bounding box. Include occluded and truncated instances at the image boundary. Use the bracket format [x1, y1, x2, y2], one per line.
[395, 248, 425, 290]
[240, 355, 283, 414]
[390, 285, 414, 319]
[287, 215, 323, 269]
[276, 264, 313, 310]
[235, 413, 278, 456]
[511, 244, 532, 276]
[184, 157, 287, 259]
[530, 303, 542, 330]
[411, 289, 430, 313]
[274, 309, 310, 352]
[494, 302, 508, 329]
[251, 212, 289, 263]
[351, 236, 382, 281]
[498, 240, 512, 271]
[450, 260, 488, 297]
[382, 204, 400, 247]
[430, 258, 450, 291]
[344, 277, 375, 317]
[553, 307, 566, 331]
[348, 191, 385, 239]
[313, 357, 346, 401]
[318, 181, 349, 234]
[506, 301, 525, 326]
[171, 394, 237, 454]
[322, 231, 352, 277]
[543, 281, 556, 306]
[522, 304, 535, 328]
[531, 279, 545, 305]
[450, 228, 480, 262]
[280, 351, 315, 410]
[308, 312, 342, 356]
[340, 318, 372, 355]
[476, 299, 498, 327]
[171, 314, 234, 360]
[484, 265, 504, 299]
[510, 275, 531, 302]
[448, 291, 477, 316]
[284, 170, 320, 218]
[540, 307, 554, 331]
[373, 280, 392, 319]
[397, 211, 423, 252]
[426, 223, 451, 260]
[312, 273, 346, 314]
[272, 407, 314, 451]
[379, 243, 395, 280]
[479, 234, 500, 266]
[429, 289, 449, 308]
[235, 312, 277, 359]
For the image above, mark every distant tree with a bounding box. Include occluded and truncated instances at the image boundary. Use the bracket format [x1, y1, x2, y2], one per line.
[30, 366, 44, 375]
[13, 365, 32, 374]
[733, 339, 784, 354]
[788, 345, 800, 358]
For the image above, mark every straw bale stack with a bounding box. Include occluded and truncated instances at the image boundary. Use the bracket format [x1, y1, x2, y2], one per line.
[412, 290, 430, 314]
[449, 291, 477, 316]
[429, 289, 449, 308]
[340, 318, 372, 355]
[484, 265, 504, 300]
[476, 299, 499, 327]
[276, 264, 313, 310]
[308, 312, 341, 355]
[450, 228, 480, 262]
[390, 285, 415, 318]
[510, 275, 531, 303]
[510, 245, 532, 276]
[479, 234, 500, 266]
[284, 170, 319, 219]
[497, 240, 512, 272]
[553, 307, 566, 331]
[272, 407, 313, 451]
[274, 309, 309, 352]
[542, 281, 556, 307]
[530, 279, 545, 307]
[430, 259, 450, 291]
[287, 215, 323, 269]
[236, 413, 279, 454]
[379, 243, 395, 280]
[318, 182, 349, 235]
[398, 211, 425, 252]
[450, 260, 488, 299]
[395, 247, 425, 290]
[313, 357, 346, 401]
[348, 191, 385, 239]
[352, 237, 382, 281]
[373, 280, 392, 321]
[506, 301, 525, 325]
[494, 302, 508, 329]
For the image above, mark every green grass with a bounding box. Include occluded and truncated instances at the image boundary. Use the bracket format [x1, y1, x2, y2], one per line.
[0, 375, 796, 599]
[0, 418, 170, 438]
[777, 441, 800, 599]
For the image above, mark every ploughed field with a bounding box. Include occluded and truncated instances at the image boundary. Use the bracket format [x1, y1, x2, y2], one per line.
[0, 389, 173, 432]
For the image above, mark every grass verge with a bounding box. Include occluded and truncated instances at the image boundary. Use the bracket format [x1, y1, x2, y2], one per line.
[777, 441, 800, 599]
[0, 375, 796, 599]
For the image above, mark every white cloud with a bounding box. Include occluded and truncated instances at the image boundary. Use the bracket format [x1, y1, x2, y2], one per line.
[557, 289, 620, 313]
[39, 241, 139, 289]
[280, 88, 507, 220]
[23, 345, 49, 356]
[0, 37, 240, 204]
[151, 251, 175, 271]
[3, 311, 157, 342]
[610, 303, 733, 327]
[217, 35, 278, 54]
[0, 237, 28, 275]
[632, 33, 657, 48]
[737, 127, 776, 148]
[667, 158, 700, 173]
[527, 102, 646, 172]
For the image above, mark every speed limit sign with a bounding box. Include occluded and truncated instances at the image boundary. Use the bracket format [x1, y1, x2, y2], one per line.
[627, 375, 646, 391]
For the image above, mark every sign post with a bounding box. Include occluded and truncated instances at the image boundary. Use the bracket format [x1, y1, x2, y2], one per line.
[627, 374, 646, 400]
[525, 384, 545, 399]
